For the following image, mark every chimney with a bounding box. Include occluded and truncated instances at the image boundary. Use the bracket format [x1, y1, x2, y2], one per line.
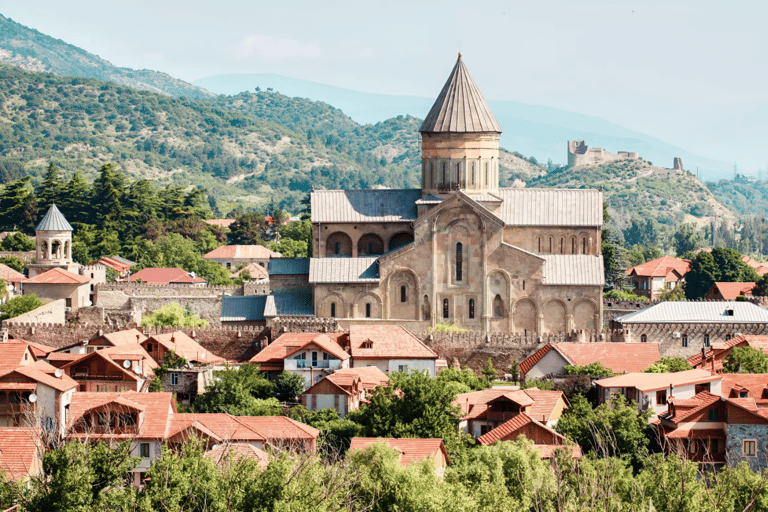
[711, 354, 716, 375]
[669, 383, 674, 398]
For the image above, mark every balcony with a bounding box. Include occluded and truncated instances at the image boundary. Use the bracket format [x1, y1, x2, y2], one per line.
[486, 411, 521, 423]
[0, 404, 33, 416]
[285, 359, 341, 371]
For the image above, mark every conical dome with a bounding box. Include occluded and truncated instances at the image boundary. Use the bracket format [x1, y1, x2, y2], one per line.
[35, 204, 73, 231]
[419, 54, 501, 133]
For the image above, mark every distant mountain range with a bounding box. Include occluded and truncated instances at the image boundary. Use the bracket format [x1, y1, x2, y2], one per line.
[193, 73, 732, 179]
[0, 14, 213, 99]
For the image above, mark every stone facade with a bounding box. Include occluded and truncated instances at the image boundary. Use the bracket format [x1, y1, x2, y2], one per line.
[567, 140, 640, 168]
[726, 424, 768, 471]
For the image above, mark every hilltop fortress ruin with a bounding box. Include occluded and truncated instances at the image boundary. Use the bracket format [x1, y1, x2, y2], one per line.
[567, 140, 684, 171]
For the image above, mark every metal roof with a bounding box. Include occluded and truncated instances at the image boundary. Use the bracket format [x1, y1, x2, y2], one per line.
[35, 204, 73, 231]
[419, 54, 502, 133]
[616, 301, 768, 324]
[542, 255, 605, 286]
[311, 189, 420, 223]
[220, 295, 267, 322]
[268, 258, 310, 275]
[309, 257, 379, 283]
[496, 188, 603, 227]
[264, 291, 314, 317]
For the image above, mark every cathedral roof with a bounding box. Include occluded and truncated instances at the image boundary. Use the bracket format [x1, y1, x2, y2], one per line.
[541, 255, 604, 286]
[496, 188, 602, 226]
[311, 189, 420, 223]
[308, 257, 379, 283]
[35, 204, 73, 232]
[419, 54, 501, 133]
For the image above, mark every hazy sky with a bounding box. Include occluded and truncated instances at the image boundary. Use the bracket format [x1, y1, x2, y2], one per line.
[3, 0, 767, 171]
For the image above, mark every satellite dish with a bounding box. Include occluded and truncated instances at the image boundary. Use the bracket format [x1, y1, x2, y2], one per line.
[54, 369, 63, 378]
[123, 360, 131, 369]
[133, 365, 142, 375]
[28, 394, 37, 403]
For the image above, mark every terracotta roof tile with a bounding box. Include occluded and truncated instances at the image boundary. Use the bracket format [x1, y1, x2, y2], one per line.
[595, 369, 720, 393]
[708, 282, 757, 300]
[204, 245, 280, 260]
[534, 444, 583, 460]
[0, 428, 41, 480]
[250, 333, 349, 365]
[0, 263, 26, 283]
[24, 267, 89, 284]
[348, 325, 437, 360]
[327, 367, 389, 389]
[3, 360, 78, 392]
[659, 391, 721, 424]
[66, 392, 175, 439]
[128, 268, 206, 284]
[688, 335, 768, 369]
[663, 428, 726, 439]
[235, 416, 320, 441]
[625, 255, 690, 278]
[168, 414, 264, 442]
[145, 331, 224, 364]
[205, 442, 269, 468]
[720, 374, 768, 399]
[95, 328, 148, 346]
[520, 342, 661, 377]
[0, 342, 37, 370]
[476, 412, 568, 447]
[349, 438, 449, 466]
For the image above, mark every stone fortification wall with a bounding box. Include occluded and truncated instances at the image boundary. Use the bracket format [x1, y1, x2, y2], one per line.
[2, 299, 66, 327]
[0, 251, 35, 262]
[567, 140, 640, 168]
[97, 282, 246, 298]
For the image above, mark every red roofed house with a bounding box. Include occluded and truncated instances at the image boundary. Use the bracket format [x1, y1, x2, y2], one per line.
[203, 245, 281, 270]
[22, 267, 91, 310]
[59, 344, 157, 393]
[343, 325, 439, 376]
[250, 333, 350, 388]
[142, 331, 224, 365]
[519, 342, 661, 381]
[128, 267, 206, 286]
[688, 335, 768, 374]
[54, 328, 148, 355]
[0, 262, 26, 300]
[706, 282, 757, 301]
[625, 255, 690, 299]
[719, 374, 768, 405]
[300, 366, 389, 417]
[235, 416, 320, 452]
[349, 438, 449, 474]
[475, 413, 582, 460]
[90, 257, 133, 278]
[0, 427, 43, 482]
[455, 388, 569, 436]
[742, 255, 768, 277]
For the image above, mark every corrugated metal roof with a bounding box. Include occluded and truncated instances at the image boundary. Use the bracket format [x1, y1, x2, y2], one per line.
[311, 189, 420, 223]
[268, 258, 310, 275]
[309, 257, 379, 283]
[415, 195, 444, 205]
[542, 255, 604, 286]
[264, 291, 314, 317]
[220, 295, 267, 322]
[419, 54, 501, 133]
[617, 301, 768, 324]
[35, 204, 73, 231]
[496, 188, 603, 226]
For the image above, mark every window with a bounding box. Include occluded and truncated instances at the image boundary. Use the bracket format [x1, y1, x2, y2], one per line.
[711, 439, 719, 453]
[365, 303, 371, 318]
[443, 298, 449, 319]
[330, 302, 336, 317]
[656, 390, 667, 405]
[549, 237, 553, 253]
[560, 238, 564, 254]
[726, 309, 734, 317]
[398, 365, 408, 373]
[641, 334, 647, 343]
[708, 409, 719, 421]
[740, 391, 748, 398]
[725, 334, 732, 341]
[146, 343, 153, 352]
[572, 239, 576, 254]
[743, 440, 757, 457]
[140, 443, 150, 458]
[682, 335, 688, 348]
[582, 238, 587, 254]
[335, 242, 340, 255]
[66, 298, 72, 308]
[170, 373, 178, 386]
[469, 299, 475, 319]
[45, 417, 53, 431]
[400, 285, 407, 303]
[522, 280, 525, 291]
[704, 335, 710, 348]
[455, 243, 463, 281]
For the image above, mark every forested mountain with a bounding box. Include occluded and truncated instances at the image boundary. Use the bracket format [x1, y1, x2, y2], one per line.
[706, 175, 768, 216]
[0, 15, 213, 100]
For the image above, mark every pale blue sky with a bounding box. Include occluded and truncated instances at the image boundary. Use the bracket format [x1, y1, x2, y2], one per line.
[3, 0, 767, 173]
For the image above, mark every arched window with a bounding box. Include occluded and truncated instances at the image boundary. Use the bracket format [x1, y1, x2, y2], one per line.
[572, 238, 576, 254]
[469, 299, 475, 319]
[443, 298, 449, 319]
[537, 238, 541, 253]
[582, 238, 587, 254]
[335, 242, 340, 255]
[560, 238, 564, 254]
[400, 285, 407, 303]
[485, 162, 489, 185]
[523, 280, 526, 291]
[456, 243, 463, 281]
[548, 237, 553, 253]
[365, 303, 371, 318]
[641, 334, 647, 343]
[493, 295, 504, 318]
[330, 302, 336, 317]
[471, 163, 475, 185]
[442, 162, 446, 186]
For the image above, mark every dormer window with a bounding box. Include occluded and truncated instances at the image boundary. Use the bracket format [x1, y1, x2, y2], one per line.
[361, 339, 373, 349]
[726, 308, 735, 316]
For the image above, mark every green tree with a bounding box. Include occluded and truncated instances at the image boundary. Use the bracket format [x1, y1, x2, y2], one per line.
[0, 176, 36, 233]
[140, 302, 208, 327]
[59, 172, 92, 226]
[645, 356, 693, 373]
[0, 232, 34, 251]
[269, 238, 307, 258]
[437, 367, 489, 392]
[227, 211, 269, 244]
[481, 358, 498, 381]
[673, 223, 704, 256]
[684, 250, 719, 299]
[0, 293, 43, 321]
[723, 346, 768, 374]
[273, 370, 305, 402]
[193, 364, 275, 415]
[564, 362, 615, 377]
[712, 247, 760, 282]
[90, 163, 126, 231]
[35, 162, 65, 212]
[0, 256, 26, 274]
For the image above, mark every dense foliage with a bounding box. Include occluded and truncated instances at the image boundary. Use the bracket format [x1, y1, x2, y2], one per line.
[0, 293, 43, 321]
[644, 357, 693, 373]
[140, 302, 208, 328]
[723, 346, 768, 374]
[684, 247, 760, 299]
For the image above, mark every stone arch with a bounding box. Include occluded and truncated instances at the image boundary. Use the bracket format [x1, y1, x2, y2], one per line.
[422, 295, 431, 321]
[388, 232, 414, 252]
[573, 299, 598, 330]
[570, 236, 577, 254]
[354, 291, 382, 319]
[512, 298, 537, 335]
[51, 240, 61, 259]
[64, 240, 71, 260]
[493, 295, 505, 318]
[543, 300, 567, 334]
[357, 233, 384, 256]
[40, 240, 49, 259]
[319, 292, 347, 318]
[548, 236, 553, 254]
[325, 232, 352, 257]
[387, 269, 419, 320]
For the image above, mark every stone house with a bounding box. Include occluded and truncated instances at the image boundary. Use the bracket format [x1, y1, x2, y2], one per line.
[613, 301, 768, 358]
[454, 388, 569, 435]
[519, 342, 661, 380]
[475, 412, 582, 459]
[309, 55, 603, 333]
[595, 369, 723, 420]
[624, 255, 690, 300]
[688, 335, 768, 373]
[300, 366, 389, 417]
[23, 268, 91, 311]
[203, 245, 280, 270]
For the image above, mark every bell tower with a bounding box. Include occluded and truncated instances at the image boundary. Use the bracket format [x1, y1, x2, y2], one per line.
[28, 204, 79, 278]
[419, 54, 502, 196]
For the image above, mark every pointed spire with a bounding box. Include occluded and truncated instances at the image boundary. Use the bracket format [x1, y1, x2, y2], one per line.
[35, 204, 73, 231]
[419, 54, 501, 133]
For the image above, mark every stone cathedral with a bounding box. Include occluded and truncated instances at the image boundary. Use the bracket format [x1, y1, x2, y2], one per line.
[308, 54, 604, 333]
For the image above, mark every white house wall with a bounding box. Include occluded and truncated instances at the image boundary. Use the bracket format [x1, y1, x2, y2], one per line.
[527, 349, 571, 379]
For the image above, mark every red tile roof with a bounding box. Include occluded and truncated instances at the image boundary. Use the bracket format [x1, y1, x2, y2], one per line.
[742, 256, 768, 276]
[625, 255, 690, 278]
[145, 331, 225, 364]
[347, 325, 438, 360]
[167, 413, 265, 442]
[595, 369, 720, 393]
[66, 392, 175, 439]
[128, 267, 206, 284]
[688, 335, 768, 370]
[231, 262, 269, 280]
[707, 282, 757, 300]
[1, 360, 78, 392]
[720, 374, 768, 399]
[661, 391, 722, 424]
[327, 367, 389, 389]
[0, 342, 37, 370]
[92, 328, 148, 347]
[24, 267, 90, 284]
[250, 333, 349, 365]
[235, 416, 320, 442]
[520, 342, 661, 378]
[22, 341, 57, 358]
[0, 428, 41, 481]
[349, 438, 449, 466]
[476, 412, 568, 448]
[90, 257, 132, 274]
[204, 245, 280, 260]
[663, 428, 726, 439]
[534, 444, 583, 460]
[205, 442, 269, 468]
[0, 263, 26, 284]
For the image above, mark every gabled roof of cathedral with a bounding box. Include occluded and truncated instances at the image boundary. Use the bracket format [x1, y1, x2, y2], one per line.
[309, 257, 379, 283]
[542, 255, 605, 286]
[35, 204, 73, 232]
[496, 189, 602, 226]
[419, 54, 501, 133]
[311, 189, 420, 223]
